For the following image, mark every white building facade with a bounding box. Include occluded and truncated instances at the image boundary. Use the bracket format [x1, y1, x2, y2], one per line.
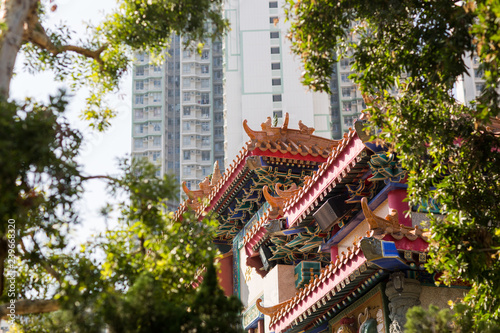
[223, 0, 332, 163]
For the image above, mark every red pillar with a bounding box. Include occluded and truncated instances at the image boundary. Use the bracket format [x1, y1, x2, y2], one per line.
[217, 252, 233, 296]
[330, 245, 339, 261]
[257, 319, 265, 333]
[388, 188, 411, 226]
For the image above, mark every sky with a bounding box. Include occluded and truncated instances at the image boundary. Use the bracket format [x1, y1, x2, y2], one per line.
[10, 0, 132, 240]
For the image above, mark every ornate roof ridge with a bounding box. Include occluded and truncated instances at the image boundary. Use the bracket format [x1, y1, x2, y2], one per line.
[258, 236, 364, 326]
[242, 210, 271, 247]
[282, 128, 357, 216]
[243, 112, 338, 158]
[196, 143, 251, 215]
[361, 197, 430, 241]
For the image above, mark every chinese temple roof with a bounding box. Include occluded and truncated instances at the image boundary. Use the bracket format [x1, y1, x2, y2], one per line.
[257, 200, 430, 332]
[173, 114, 340, 246]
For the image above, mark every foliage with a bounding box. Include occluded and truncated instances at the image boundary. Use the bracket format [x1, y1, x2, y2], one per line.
[0, 1, 238, 330]
[285, 0, 500, 329]
[9, 131, 242, 331]
[406, 303, 500, 333]
[20, 0, 228, 130]
[405, 305, 453, 333]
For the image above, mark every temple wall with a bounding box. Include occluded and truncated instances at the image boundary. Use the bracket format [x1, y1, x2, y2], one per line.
[420, 286, 467, 310]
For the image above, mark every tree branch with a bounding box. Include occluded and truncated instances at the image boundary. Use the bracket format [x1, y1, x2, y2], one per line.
[22, 10, 108, 68]
[29, 235, 62, 283]
[0, 299, 59, 319]
[81, 175, 119, 182]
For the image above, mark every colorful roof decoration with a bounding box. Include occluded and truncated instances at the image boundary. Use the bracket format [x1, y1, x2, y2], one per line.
[361, 197, 429, 242]
[257, 198, 431, 332]
[169, 113, 457, 333]
[174, 115, 340, 248]
[244, 113, 335, 160]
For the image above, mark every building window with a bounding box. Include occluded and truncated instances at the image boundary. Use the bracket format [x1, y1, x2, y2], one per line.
[152, 92, 161, 102]
[271, 47, 280, 54]
[214, 113, 223, 124]
[135, 95, 144, 105]
[214, 98, 223, 109]
[152, 65, 161, 73]
[201, 79, 210, 88]
[183, 151, 191, 160]
[153, 152, 160, 162]
[183, 64, 191, 73]
[269, 16, 279, 24]
[271, 63, 281, 70]
[152, 107, 161, 117]
[215, 142, 223, 152]
[273, 110, 283, 119]
[183, 166, 192, 175]
[183, 121, 191, 130]
[153, 137, 161, 147]
[183, 92, 191, 102]
[137, 53, 145, 62]
[202, 137, 210, 146]
[213, 70, 223, 80]
[270, 31, 279, 39]
[272, 94, 282, 102]
[135, 81, 144, 90]
[341, 73, 351, 83]
[474, 69, 483, 78]
[183, 106, 191, 116]
[183, 50, 192, 58]
[134, 139, 143, 148]
[135, 109, 144, 119]
[340, 58, 351, 70]
[342, 87, 352, 98]
[214, 127, 223, 138]
[183, 136, 191, 145]
[213, 56, 222, 67]
[343, 101, 352, 112]
[153, 79, 161, 88]
[201, 108, 210, 118]
[153, 123, 161, 132]
[202, 151, 210, 161]
[272, 78, 281, 86]
[476, 83, 485, 96]
[269, 1, 278, 8]
[201, 50, 210, 59]
[136, 67, 144, 76]
[201, 65, 210, 73]
[201, 122, 210, 132]
[183, 79, 191, 88]
[344, 116, 354, 128]
[135, 124, 144, 134]
[200, 93, 210, 105]
[214, 84, 223, 95]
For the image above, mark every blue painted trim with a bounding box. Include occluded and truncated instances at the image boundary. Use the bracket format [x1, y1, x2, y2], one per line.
[321, 184, 392, 251]
[243, 314, 264, 330]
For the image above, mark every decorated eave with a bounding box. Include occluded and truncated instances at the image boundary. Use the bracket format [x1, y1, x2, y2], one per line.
[173, 113, 339, 245]
[240, 125, 378, 263]
[257, 202, 430, 333]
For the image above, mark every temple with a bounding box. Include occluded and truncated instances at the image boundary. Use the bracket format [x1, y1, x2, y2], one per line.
[174, 113, 468, 333]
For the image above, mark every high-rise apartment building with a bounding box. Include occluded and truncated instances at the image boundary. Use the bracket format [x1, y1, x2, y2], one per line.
[223, 0, 333, 163]
[456, 53, 486, 105]
[131, 35, 224, 203]
[329, 57, 366, 139]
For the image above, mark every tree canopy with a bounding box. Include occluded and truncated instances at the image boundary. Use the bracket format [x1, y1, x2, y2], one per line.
[285, 0, 500, 329]
[0, 0, 241, 331]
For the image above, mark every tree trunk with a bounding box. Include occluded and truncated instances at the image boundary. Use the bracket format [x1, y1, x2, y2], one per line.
[0, 0, 39, 98]
[0, 299, 59, 319]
